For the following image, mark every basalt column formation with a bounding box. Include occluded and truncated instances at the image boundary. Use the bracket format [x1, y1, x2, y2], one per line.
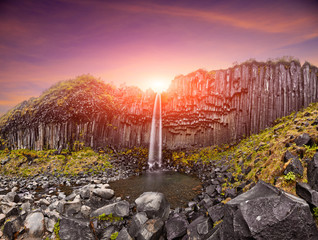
[0, 61, 317, 150]
[162, 61, 318, 149]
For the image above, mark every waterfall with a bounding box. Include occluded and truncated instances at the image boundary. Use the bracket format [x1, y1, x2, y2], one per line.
[148, 93, 162, 170]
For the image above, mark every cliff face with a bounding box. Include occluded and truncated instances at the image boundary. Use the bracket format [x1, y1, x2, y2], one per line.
[162, 61, 318, 148]
[1, 61, 317, 150]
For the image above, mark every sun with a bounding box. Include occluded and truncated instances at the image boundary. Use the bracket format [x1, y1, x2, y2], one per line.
[150, 79, 169, 93]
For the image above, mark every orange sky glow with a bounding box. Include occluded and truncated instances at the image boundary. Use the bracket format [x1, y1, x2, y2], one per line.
[0, 0, 318, 115]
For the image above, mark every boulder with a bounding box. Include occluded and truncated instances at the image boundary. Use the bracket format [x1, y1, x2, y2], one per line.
[186, 215, 213, 239]
[135, 192, 170, 220]
[137, 219, 164, 240]
[24, 212, 45, 237]
[59, 217, 95, 240]
[92, 188, 114, 200]
[207, 203, 225, 223]
[64, 195, 82, 216]
[308, 152, 318, 191]
[81, 205, 91, 218]
[165, 213, 188, 240]
[128, 212, 148, 238]
[117, 227, 133, 240]
[90, 200, 130, 218]
[295, 133, 312, 146]
[296, 182, 318, 207]
[284, 155, 303, 176]
[3, 217, 23, 240]
[221, 181, 318, 240]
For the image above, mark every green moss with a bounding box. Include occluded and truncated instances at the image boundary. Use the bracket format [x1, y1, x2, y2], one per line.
[110, 232, 119, 240]
[96, 213, 123, 222]
[53, 219, 60, 240]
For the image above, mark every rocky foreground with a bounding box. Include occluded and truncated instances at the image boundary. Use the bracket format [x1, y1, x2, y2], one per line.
[1, 154, 318, 239]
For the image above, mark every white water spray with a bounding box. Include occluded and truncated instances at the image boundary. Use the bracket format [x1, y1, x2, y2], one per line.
[148, 93, 162, 170]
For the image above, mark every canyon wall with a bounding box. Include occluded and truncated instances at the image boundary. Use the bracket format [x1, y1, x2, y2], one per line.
[1, 61, 318, 150]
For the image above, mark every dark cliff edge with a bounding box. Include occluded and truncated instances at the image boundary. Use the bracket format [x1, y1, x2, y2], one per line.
[0, 60, 317, 150]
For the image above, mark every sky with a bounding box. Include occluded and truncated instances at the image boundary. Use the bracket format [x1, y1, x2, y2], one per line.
[0, 0, 318, 115]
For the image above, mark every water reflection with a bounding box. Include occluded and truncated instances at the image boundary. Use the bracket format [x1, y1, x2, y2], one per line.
[110, 171, 202, 208]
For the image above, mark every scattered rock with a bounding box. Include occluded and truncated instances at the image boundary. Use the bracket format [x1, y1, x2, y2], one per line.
[90, 200, 130, 218]
[117, 227, 133, 240]
[137, 218, 164, 240]
[128, 212, 148, 238]
[284, 155, 303, 176]
[135, 192, 170, 220]
[308, 152, 318, 191]
[24, 212, 45, 237]
[294, 133, 312, 146]
[207, 203, 224, 223]
[296, 182, 318, 207]
[165, 213, 188, 240]
[92, 188, 114, 200]
[59, 217, 95, 240]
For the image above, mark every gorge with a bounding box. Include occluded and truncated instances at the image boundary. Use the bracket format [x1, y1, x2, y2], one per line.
[0, 60, 317, 151]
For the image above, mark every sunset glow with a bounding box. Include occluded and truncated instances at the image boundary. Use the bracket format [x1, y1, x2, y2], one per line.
[0, 0, 317, 115]
[150, 79, 169, 93]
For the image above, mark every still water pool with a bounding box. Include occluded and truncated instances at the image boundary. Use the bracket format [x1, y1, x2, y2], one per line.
[110, 171, 202, 209]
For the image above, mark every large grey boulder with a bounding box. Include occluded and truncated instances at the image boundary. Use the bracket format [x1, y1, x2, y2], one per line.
[59, 217, 95, 240]
[90, 200, 130, 218]
[24, 212, 45, 237]
[135, 192, 170, 220]
[221, 181, 318, 240]
[308, 152, 318, 191]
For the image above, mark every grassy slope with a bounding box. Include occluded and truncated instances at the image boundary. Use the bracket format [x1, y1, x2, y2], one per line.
[171, 102, 318, 196]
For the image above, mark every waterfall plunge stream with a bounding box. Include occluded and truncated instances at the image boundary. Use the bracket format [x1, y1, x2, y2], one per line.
[148, 93, 162, 170]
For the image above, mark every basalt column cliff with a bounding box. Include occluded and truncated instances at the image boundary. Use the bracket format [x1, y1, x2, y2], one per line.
[0, 61, 317, 150]
[162, 61, 318, 149]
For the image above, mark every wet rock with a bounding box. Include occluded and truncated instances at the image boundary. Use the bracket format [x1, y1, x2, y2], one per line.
[128, 212, 148, 238]
[137, 218, 164, 240]
[221, 181, 318, 239]
[117, 227, 133, 240]
[92, 188, 114, 200]
[59, 217, 95, 240]
[90, 200, 130, 218]
[207, 203, 225, 223]
[165, 213, 188, 240]
[135, 192, 170, 220]
[295, 133, 312, 146]
[308, 152, 318, 191]
[24, 212, 45, 237]
[296, 182, 318, 207]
